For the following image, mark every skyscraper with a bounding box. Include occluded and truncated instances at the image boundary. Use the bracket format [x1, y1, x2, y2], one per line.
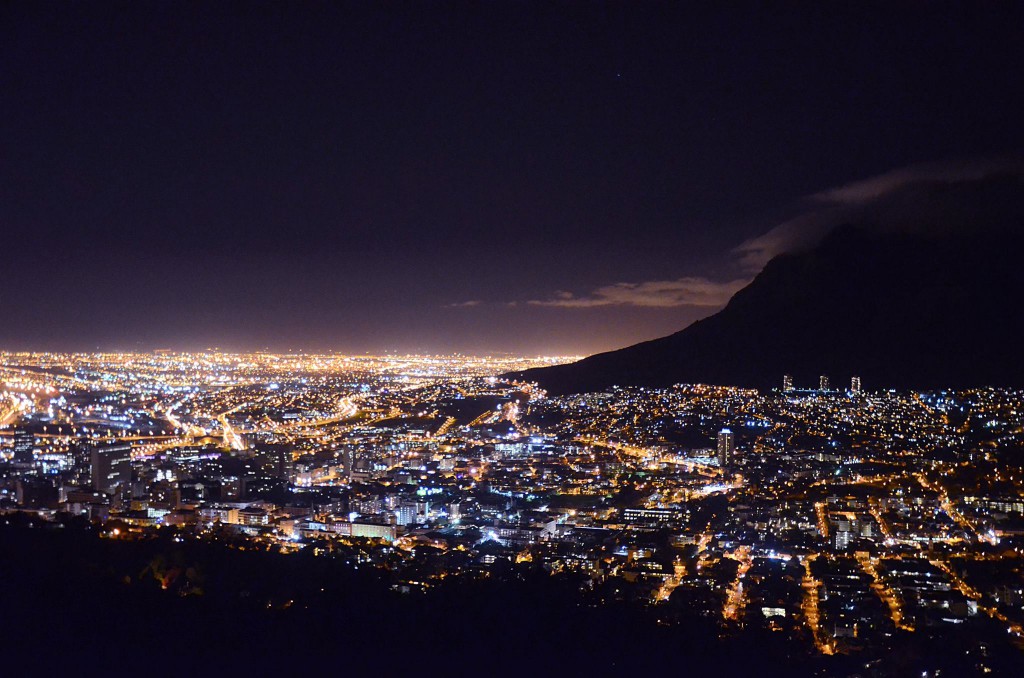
[12, 429, 34, 464]
[783, 374, 793, 392]
[253, 442, 295, 481]
[717, 428, 734, 468]
[91, 443, 132, 493]
[851, 376, 862, 393]
[819, 375, 830, 391]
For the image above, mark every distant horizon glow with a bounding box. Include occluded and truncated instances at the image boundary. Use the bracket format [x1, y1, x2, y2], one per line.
[3, 4, 1022, 356]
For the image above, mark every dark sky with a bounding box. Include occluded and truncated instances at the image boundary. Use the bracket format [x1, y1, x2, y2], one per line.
[3, 2, 1023, 355]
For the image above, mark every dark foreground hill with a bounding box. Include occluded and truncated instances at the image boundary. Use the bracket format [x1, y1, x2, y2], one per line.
[0, 520, 819, 675]
[5, 519, 1019, 676]
[512, 224, 1024, 395]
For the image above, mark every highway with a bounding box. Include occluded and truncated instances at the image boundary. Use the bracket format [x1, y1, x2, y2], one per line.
[0, 400, 27, 427]
[216, 404, 248, 451]
[576, 436, 722, 477]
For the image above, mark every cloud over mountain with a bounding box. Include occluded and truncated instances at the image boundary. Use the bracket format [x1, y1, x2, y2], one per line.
[528, 277, 749, 309]
[734, 156, 1024, 270]
[460, 157, 1024, 318]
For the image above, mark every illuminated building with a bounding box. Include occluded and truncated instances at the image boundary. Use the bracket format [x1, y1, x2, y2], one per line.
[830, 514, 873, 551]
[395, 503, 417, 526]
[238, 507, 270, 527]
[350, 522, 396, 541]
[851, 376, 861, 393]
[90, 443, 132, 494]
[253, 443, 295, 481]
[717, 428, 734, 468]
[783, 374, 794, 392]
[819, 375, 830, 391]
[12, 428, 34, 464]
[624, 507, 681, 526]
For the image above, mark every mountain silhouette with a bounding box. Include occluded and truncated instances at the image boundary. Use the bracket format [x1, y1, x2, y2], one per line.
[512, 221, 1024, 395]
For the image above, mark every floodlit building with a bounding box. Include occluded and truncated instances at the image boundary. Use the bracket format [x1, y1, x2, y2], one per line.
[717, 428, 734, 468]
[90, 443, 132, 494]
[12, 429, 34, 464]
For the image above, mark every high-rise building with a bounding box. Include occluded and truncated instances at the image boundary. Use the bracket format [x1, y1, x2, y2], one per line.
[717, 428, 734, 468]
[851, 376, 862, 393]
[830, 514, 873, 551]
[819, 375, 830, 391]
[253, 443, 294, 481]
[783, 374, 794, 392]
[12, 429, 34, 464]
[395, 503, 417, 526]
[91, 443, 132, 493]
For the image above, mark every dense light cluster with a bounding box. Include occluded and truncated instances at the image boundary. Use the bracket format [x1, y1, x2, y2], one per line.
[2, 352, 1023, 665]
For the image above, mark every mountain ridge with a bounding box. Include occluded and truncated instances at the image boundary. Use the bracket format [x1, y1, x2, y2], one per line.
[511, 223, 1024, 395]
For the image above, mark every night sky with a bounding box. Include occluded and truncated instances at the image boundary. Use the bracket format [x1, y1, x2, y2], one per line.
[3, 2, 1023, 355]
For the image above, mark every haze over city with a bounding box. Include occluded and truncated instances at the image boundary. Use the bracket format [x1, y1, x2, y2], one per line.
[4, 3, 1023, 355]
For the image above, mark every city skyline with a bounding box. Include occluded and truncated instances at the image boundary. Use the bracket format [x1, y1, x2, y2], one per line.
[4, 3, 1024, 674]
[3, 350, 1024, 674]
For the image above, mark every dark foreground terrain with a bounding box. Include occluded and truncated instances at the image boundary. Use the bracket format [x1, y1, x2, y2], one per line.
[2, 516, 1020, 676]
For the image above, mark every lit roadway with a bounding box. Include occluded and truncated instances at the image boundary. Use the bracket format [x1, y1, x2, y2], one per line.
[722, 545, 752, 621]
[930, 558, 1024, 647]
[814, 501, 829, 539]
[468, 408, 500, 427]
[0, 384, 45, 427]
[800, 554, 835, 655]
[653, 558, 687, 602]
[915, 472, 999, 546]
[856, 552, 912, 631]
[215, 403, 248, 451]
[257, 396, 361, 435]
[208, 396, 362, 451]
[576, 437, 722, 477]
[295, 396, 360, 427]
[88, 396, 362, 458]
[867, 496, 895, 542]
[434, 416, 458, 438]
[158, 400, 207, 437]
[0, 399, 28, 427]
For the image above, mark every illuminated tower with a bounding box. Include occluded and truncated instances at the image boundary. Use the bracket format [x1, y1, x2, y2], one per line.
[819, 375, 830, 391]
[851, 376, 862, 393]
[90, 442, 132, 493]
[12, 429, 34, 464]
[717, 428, 734, 467]
[783, 374, 793, 392]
